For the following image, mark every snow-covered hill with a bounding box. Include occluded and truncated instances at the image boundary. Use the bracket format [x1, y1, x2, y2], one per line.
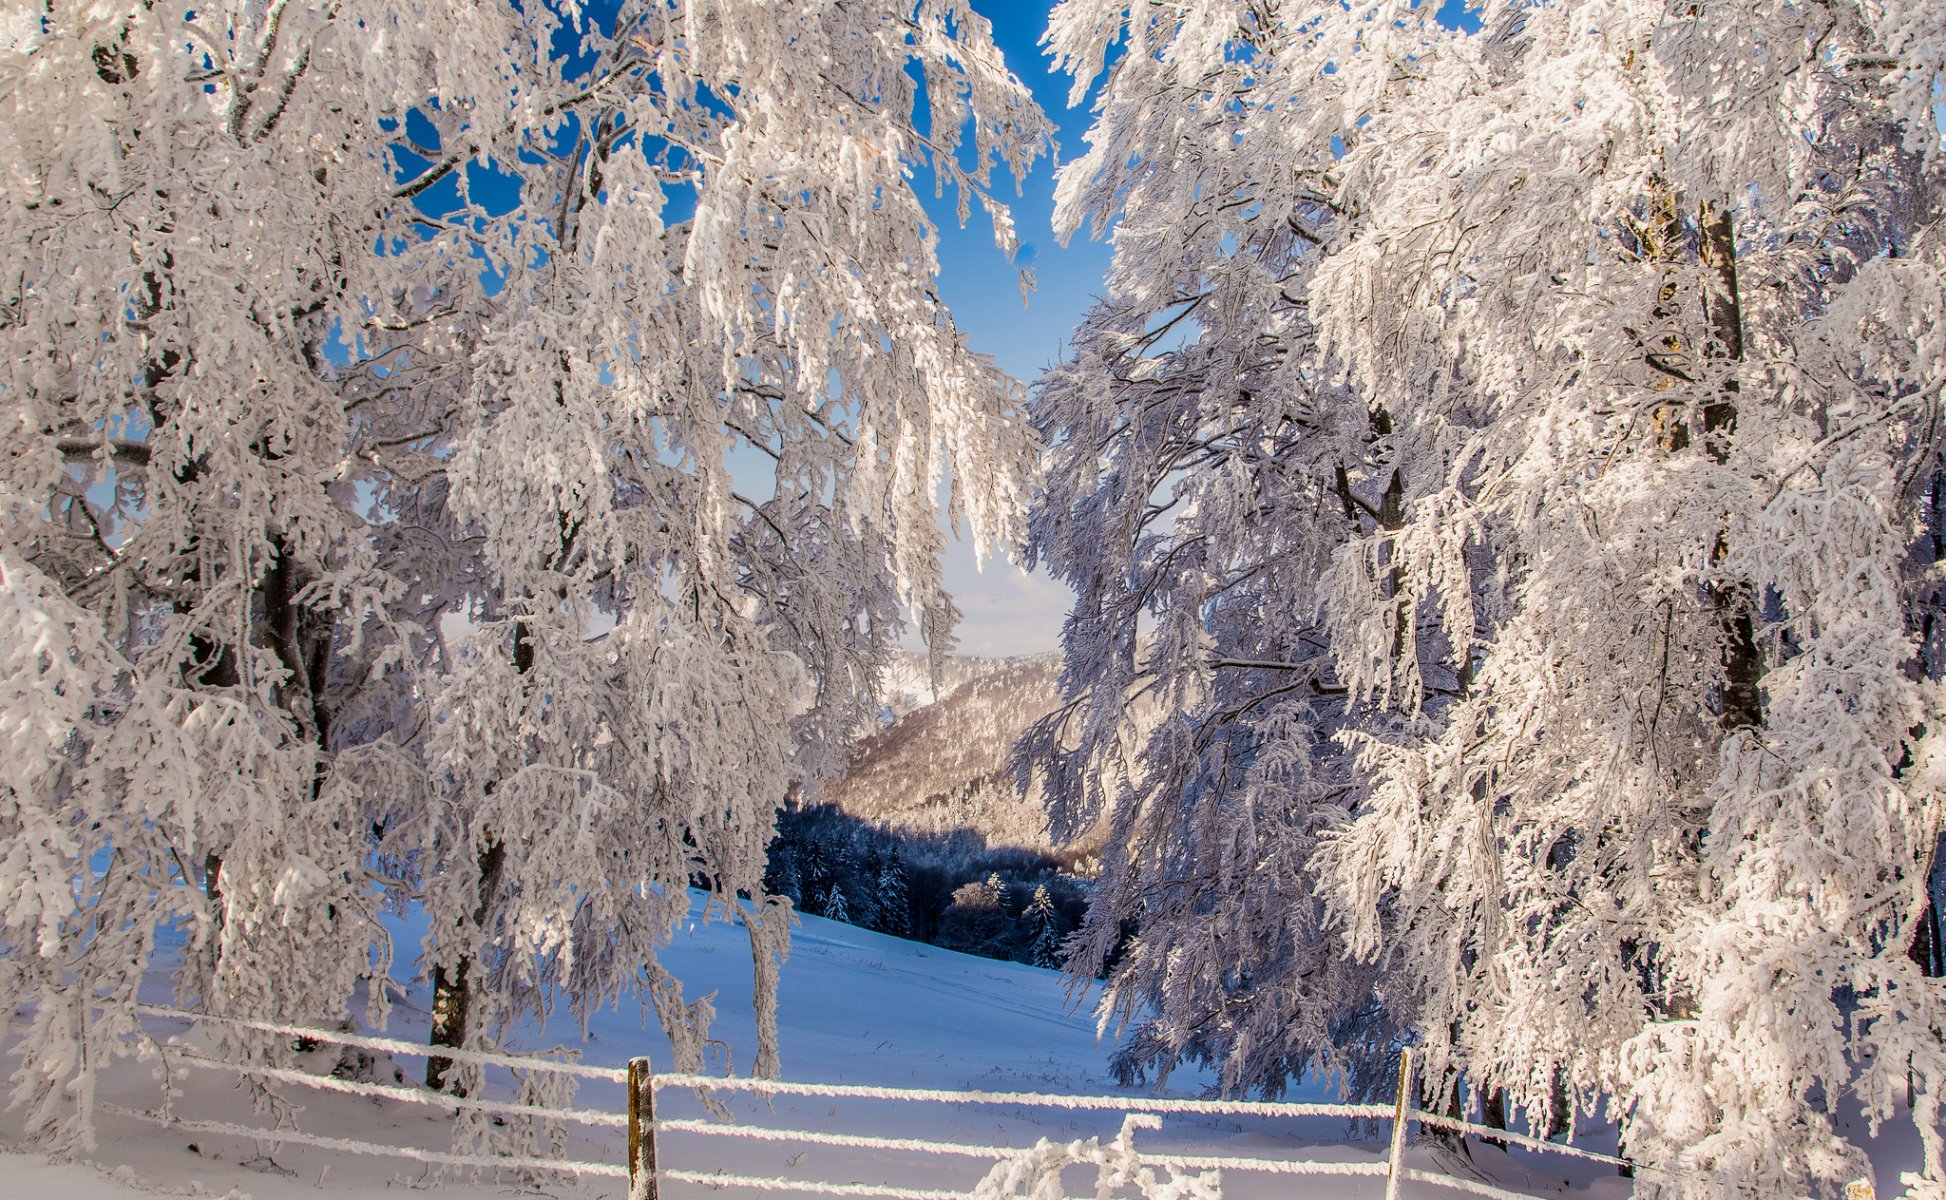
[873, 649, 1056, 724]
[833, 654, 1083, 854]
[0, 896, 1720, 1200]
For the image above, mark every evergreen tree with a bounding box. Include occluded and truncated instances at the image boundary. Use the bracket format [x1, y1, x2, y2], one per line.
[855, 845, 886, 930]
[764, 829, 804, 908]
[798, 838, 833, 918]
[821, 882, 851, 926]
[1026, 885, 1063, 970]
[873, 852, 912, 938]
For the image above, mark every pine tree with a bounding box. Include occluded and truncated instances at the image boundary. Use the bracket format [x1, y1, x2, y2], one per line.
[1026, 886, 1063, 970]
[822, 883, 851, 926]
[855, 846, 885, 930]
[874, 852, 912, 938]
[798, 839, 833, 918]
[765, 829, 805, 908]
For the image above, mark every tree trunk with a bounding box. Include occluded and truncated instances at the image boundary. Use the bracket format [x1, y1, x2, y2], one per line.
[185, 622, 238, 975]
[1481, 1088, 1508, 1150]
[425, 617, 532, 1091]
[1698, 202, 1761, 732]
[261, 532, 334, 770]
[425, 508, 574, 1087]
[1416, 1068, 1472, 1159]
[1546, 1068, 1571, 1140]
[203, 852, 224, 922]
[427, 838, 508, 1093]
[1909, 895, 1943, 977]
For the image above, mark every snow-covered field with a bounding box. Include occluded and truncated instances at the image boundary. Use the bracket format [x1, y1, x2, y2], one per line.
[0, 897, 1917, 1200]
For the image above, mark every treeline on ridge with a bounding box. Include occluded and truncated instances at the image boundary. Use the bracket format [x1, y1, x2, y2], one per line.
[761, 801, 1093, 971]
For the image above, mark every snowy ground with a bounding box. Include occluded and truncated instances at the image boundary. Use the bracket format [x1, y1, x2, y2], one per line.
[0, 896, 1919, 1200]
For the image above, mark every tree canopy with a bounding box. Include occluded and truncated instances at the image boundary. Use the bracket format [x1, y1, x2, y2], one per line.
[1024, 0, 1946, 1195]
[1, 0, 1047, 1145]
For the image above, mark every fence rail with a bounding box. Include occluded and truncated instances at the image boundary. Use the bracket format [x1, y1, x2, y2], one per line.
[124, 1006, 1631, 1200]
[646, 1069, 1378, 1119]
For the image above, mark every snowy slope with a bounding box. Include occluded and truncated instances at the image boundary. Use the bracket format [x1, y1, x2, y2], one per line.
[3, 897, 1916, 1200]
[825, 655, 1070, 852]
[0, 897, 1153, 1199]
[872, 650, 1049, 722]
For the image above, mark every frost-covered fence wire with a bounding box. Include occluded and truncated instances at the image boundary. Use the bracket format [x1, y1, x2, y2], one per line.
[1407, 1108, 1641, 1172]
[135, 1003, 630, 1081]
[643, 1070, 1392, 1199]
[129, 1004, 627, 1183]
[655, 1118, 1398, 1176]
[648, 1069, 1376, 1118]
[641, 1049, 1611, 1200]
[102, 1104, 629, 1180]
[126, 1008, 1638, 1199]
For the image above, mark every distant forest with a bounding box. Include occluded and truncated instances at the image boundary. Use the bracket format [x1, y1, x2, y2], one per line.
[762, 802, 1094, 971]
[753, 652, 1103, 970]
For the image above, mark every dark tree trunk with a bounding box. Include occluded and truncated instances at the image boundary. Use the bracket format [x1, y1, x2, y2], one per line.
[190, 637, 238, 932]
[1417, 1070, 1472, 1159]
[185, 619, 239, 970]
[1698, 203, 1761, 732]
[425, 618, 534, 1091]
[425, 502, 577, 1087]
[203, 852, 225, 920]
[1912, 899, 1944, 976]
[1908, 884, 1943, 1107]
[261, 532, 334, 768]
[1618, 188, 1758, 1175]
[1481, 1087, 1508, 1151]
[427, 838, 508, 1093]
[1546, 1068, 1571, 1141]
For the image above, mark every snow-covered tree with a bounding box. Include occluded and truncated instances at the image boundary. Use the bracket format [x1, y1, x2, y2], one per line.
[0, 0, 521, 1146]
[1020, 0, 1412, 1101]
[1, 0, 1047, 1137]
[821, 881, 853, 925]
[348, 0, 1053, 1089]
[375, 0, 1066, 1089]
[869, 847, 912, 937]
[1025, 884, 1063, 969]
[1028, 0, 1946, 1191]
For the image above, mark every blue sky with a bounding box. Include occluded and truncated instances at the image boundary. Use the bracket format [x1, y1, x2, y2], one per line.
[375, 2, 1098, 658]
[926, 0, 1483, 657]
[911, 0, 1107, 658]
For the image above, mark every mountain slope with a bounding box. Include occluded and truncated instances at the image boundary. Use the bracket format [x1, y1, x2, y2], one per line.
[831, 654, 1077, 853]
[873, 648, 1045, 721]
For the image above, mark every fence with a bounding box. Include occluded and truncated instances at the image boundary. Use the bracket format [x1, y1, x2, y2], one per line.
[120, 1004, 633, 1183]
[632, 1051, 1647, 1200]
[117, 1006, 1641, 1200]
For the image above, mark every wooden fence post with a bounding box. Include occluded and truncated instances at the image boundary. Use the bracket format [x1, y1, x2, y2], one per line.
[628, 1056, 658, 1200]
[1385, 1048, 1414, 1200]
